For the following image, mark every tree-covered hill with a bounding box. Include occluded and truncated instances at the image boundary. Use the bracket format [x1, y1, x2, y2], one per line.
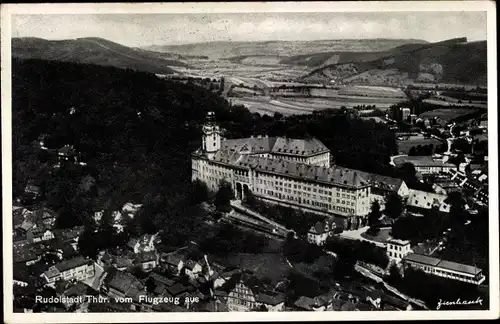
[12, 58, 233, 227]
[12, 37, 184, 75]
[301, 38, 487, 85]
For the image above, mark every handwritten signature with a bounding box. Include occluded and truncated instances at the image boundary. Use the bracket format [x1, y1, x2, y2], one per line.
[436, 297, 484, 310]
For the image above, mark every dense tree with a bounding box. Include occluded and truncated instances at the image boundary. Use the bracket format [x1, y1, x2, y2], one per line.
[214, 181, 234, 212]
[368, 200, 382, 228]
[386, 264, 402, 284]
[395, 163, 417, 184]
[324, 236, 388, 269]
[446, 191, 468, 225]
[191, 180, 209, 204]
[199, 222, 269, 256]
[384, 193, 404, 219]
[283, 236, 326, 264]
[145, 277, 157, 293]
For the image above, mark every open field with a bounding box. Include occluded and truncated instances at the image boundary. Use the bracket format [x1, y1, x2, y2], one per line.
[231, 96, 400, 116]
[175, 59, 310, 82]
[419, 107, 482, 122]
[397, 138, 444, 155]
[423, 98, 487, 109]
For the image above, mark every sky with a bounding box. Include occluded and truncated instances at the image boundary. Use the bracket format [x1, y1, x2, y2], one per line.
[11, 12, 487, 47]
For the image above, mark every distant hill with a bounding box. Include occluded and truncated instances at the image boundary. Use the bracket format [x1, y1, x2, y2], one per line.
[300, 38, 487, 86]
[12, 37, 186, 75]
[145, 39, 429, 60]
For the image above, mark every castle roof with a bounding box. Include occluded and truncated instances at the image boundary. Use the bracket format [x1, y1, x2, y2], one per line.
[240, 155, 369, 189]
[220, 136, 329, 157]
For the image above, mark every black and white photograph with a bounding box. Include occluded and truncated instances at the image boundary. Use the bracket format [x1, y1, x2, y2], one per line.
[1, 2, 498, 322]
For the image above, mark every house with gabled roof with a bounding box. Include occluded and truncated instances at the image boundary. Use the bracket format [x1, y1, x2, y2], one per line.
[307, 218, 336, 246]
[26, 226, 54, 244]
[127, 233, 158, 254]
[136, 251, 158, 272]
[53, 225, 84, 244]
[28, 207, 58, 229]
[183, 260, 203, 280]
[221, 271, 285, 312]
[13, 241, 42, 266]
[406, 189, 451, 213]
[161, 253, 185, 275]
[103, 269, 145, 300]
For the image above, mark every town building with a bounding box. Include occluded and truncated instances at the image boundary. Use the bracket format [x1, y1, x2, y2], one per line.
[449, 170, 488, 204]
[406, 189, 451, 214]
[432, 179, 461, 195]
[307, 219, 337, 246]
[161, 253, 185, 275]
[402, 253, 485, 285]
[183, 260, 203, 280]
[127, 233, 158, 254]
[225, 273, 285, 312]
[192, 112, 389, 227]
[103, 269, 145, 301]
[26, 226, 54, 244]
[57, 145, 77, 162]
[42, 256, 96, 285]
[356, 171, 409, 209]
[401, 107, 411, 121]
[393, 155, 457, 175]
[136, 251, 158, 272]
[13, 243, 41, 266]
[386, 238, 412, 264]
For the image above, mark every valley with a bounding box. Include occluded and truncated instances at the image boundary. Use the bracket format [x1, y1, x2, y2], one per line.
[13, 36, 487, 116]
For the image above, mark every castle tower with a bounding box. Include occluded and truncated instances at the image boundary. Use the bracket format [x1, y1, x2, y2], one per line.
[202, 111, 221, 159]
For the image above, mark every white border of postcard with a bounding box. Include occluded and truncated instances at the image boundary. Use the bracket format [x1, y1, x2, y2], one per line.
[2, 1, 499, 323]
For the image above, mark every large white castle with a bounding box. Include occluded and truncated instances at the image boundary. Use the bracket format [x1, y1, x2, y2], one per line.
[191, 112, 408, 228]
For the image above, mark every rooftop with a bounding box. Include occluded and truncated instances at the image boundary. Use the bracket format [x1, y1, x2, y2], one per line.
[387, 238, 411, 246]
[436, 259, 483, 276]
[53, 226, 84, 241]
[293, 296, 316, 310]
[13, 244, 39, 263]
[136, 251, 157, 263]
[54, 256, 92, 273]
[212, 152, 370, 189]
[393, 155, 456, 168]
[167, 283, 189, 296]
[107, 269, 144, 294]
[406, 189, 450, 213]
[403, 253, 482, 275]
[220, 136, 329, 157]
[255, 290, 286, 305]
[356, 171, 405, 192]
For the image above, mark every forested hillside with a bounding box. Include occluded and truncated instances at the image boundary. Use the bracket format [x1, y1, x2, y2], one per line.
[12, 58, 231, 230]
[301, 38, 487, 85]
[12, 37, 184, 75]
